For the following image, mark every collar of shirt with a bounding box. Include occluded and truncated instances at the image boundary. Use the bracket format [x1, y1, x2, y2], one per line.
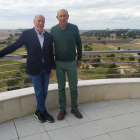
[34, 27, 45, 35]
[59, 23, 68, 30]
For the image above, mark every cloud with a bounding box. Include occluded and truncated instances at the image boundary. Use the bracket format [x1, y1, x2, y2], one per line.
[0, 0, 140, 29]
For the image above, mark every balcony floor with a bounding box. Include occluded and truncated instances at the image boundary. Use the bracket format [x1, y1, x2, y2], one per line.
[1, 99, 140, 140]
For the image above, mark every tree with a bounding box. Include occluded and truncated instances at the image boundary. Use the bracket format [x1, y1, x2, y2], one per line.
[7, 37, 11, 40]
[132, 35, 136, 39]
[15, 33, 21, 36]
[123, 35, 126, 39]
[9, 34, 13, 37]
[83, 44, 88, 49]
[0, 41, 6, 44]
[7, 41, 11, 45]
[116, 31, 121, 38]
[84, 45, 92, 51]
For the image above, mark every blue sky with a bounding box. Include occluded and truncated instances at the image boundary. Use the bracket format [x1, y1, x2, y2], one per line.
[0, 0, 140, 30]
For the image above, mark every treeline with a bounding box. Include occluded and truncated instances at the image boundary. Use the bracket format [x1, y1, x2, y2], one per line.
[81, 30, 112, 37]
[81, 29, 140, 39]
[115, 31, 140, 39]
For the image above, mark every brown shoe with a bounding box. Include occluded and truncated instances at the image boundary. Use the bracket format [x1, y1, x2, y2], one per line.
[57, 110, 67, 120]
[71, 109, 83, 118]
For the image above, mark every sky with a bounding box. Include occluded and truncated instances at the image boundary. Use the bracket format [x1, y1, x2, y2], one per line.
[0, 0, 140, 30]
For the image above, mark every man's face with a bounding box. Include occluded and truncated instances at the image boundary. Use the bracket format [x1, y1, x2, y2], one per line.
[56, 10, 69, 27]
[34, 15, 45, 33]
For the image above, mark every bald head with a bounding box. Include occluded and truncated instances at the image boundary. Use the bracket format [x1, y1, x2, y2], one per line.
[57, 9, 68, 16]
[34, 15, 45, 21]
[56, 9, 69, 28]
[33, 14, 45, 33]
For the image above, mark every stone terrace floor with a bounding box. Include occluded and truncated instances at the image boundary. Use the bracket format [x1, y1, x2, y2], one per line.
[2, 99, 140, 140]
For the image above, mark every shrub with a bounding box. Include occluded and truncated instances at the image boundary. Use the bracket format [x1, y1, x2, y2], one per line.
[19, 64, 26, 73]
[138, 59, 140, 66]
[110, 54, 115, 57]
[108, 63, 117, 68]
[100, 41, 106, 45]
[82, 65, 85, 69]
[85, 65, 89, 69]
[120, 56, 124, 60]
[84, 46, 92, 51]
[83, 44, 88, 49]
[89, 55, 101, 67]
[88, 43, 92, 45]
[129, 57, 135, 61]
[106, 63, 120, 78]
[6, 80, 19, 87]
[82, 56, 89, 62]
[24, 78, 31, 84]
[106, 69, 120, 78]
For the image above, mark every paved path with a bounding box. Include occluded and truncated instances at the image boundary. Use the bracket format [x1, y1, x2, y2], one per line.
[1, 98, 140, 140]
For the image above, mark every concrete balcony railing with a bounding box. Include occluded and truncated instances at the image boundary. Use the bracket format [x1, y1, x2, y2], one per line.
[1, 50, 140, 123]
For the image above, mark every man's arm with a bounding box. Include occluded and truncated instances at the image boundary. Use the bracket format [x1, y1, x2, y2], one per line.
[49, 36, 55, 77]
[75, 26, 82, 68]
[50, 69, 55, 77]
[0, 32, 26, 58]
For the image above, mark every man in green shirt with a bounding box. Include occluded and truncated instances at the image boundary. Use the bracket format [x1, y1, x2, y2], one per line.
[50, 9, 82, 120]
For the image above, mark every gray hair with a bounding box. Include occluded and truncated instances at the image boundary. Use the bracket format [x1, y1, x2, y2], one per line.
[57, 9, 69, 16]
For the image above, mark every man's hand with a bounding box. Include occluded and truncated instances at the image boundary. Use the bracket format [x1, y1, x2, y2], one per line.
[77, 61, 81, 68]
[50, 69, 55, 77]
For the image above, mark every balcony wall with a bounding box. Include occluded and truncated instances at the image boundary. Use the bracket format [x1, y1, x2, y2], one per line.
[0, 78, 140, 123]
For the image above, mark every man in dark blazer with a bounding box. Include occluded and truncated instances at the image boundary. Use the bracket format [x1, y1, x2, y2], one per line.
[0, 15, 55, 123]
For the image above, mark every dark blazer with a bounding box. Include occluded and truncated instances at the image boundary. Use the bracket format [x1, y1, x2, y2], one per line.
[0, 28, 55, 76]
